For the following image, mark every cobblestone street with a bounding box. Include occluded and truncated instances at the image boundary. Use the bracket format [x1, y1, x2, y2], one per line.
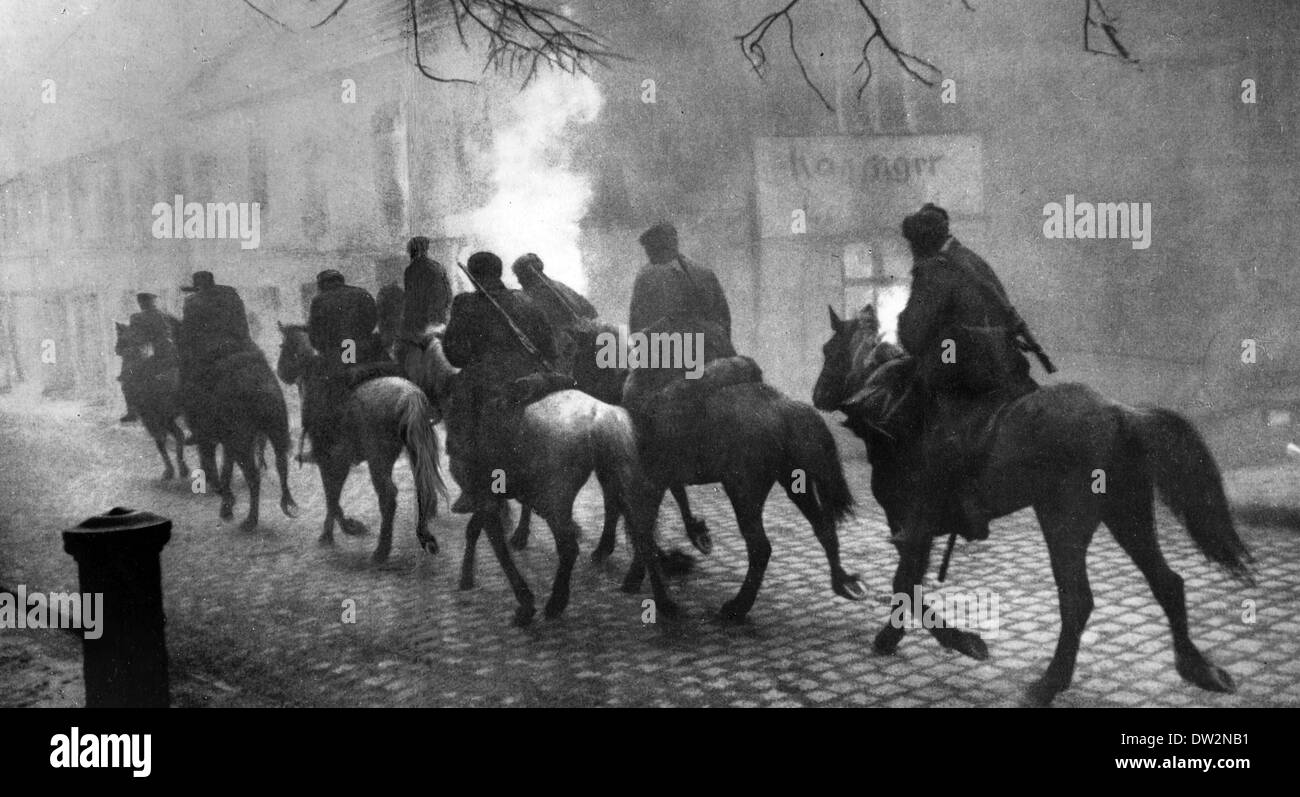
[2, 393, 1298, 708]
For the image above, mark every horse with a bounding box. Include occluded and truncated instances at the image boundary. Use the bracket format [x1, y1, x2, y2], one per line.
[814, 306, 1255, 706]
[406, 317, 711, 566]
[276, 323, 444, 562]
[451, 388, 676, 627]
[508, 320, 713, 558]
[575, 329, 868, 623]
[182, 339, 299, 531]
[114, 322, 189, 480]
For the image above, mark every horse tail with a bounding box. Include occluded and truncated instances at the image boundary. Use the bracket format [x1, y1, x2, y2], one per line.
[594, 405, 656, 532]
[782, 401, 855, 525]
[1128, 407, 1254, 584]
[398, 387, 447, 519]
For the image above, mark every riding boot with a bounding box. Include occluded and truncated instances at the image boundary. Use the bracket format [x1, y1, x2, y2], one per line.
[120, 411, 139, 423]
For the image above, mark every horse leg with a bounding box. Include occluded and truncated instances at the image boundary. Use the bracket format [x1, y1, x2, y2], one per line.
[621, 486, 666, 593]
[271, 429, 298, 518]
[198, 442, 219, 499]
[543, 510, 581, 619]
[478, 503, 537, 627]
[783, 474, 866, 602]
[237, 446, 261, 532]
[718, 479, 773, 624]
[459, 511, 485, 590]
[509, 502, 533, 551]
[151, 427, 175, 481]
[368, 454, 399, 564]
[591, 472, 620, 563]
[318, 457, 349, 546]
[168, 417, 189, 479]
[1024, 498, 1099, 707]
[218, 448, 236, 521]
[671, 484, 712, 555]
[1104, 486, 1236, 695]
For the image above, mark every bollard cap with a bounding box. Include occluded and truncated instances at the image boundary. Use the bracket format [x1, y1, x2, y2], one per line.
[63, 507, 172, 557]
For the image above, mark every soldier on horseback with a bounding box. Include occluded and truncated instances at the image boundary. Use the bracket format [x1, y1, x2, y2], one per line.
[301, 269, 386, 462]
[513, 252, 598, 376]
[622, 222, 756, 476]
[395, 236, 453, 377]
[890, 203, 1047, 546]
[178, 271, 256, 445]
[444, 251, 558, 514]
[119, 292, 179, 423]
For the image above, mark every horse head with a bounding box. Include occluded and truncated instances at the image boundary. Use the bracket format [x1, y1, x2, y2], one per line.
[114, 321, 150, 361]
[276, 322, 315, 384]
[568, 318, 628, 405]
[814, 305, 899, 412]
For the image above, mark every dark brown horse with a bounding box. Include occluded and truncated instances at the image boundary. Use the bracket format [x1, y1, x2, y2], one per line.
[114, 321, 189, 480]
[185, 344, 298, 531]
[815, 306, 1254, 706]
[576, 324, 867, 622]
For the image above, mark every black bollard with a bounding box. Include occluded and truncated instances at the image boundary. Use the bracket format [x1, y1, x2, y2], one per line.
[62, 507, 172, 708]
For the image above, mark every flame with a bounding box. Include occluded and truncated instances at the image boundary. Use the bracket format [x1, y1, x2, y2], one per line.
[876, 284, 910, 345]
[447, 72, 603, 293]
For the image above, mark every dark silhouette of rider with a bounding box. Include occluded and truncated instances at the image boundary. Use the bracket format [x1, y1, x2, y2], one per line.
[120, 292, 179, 423]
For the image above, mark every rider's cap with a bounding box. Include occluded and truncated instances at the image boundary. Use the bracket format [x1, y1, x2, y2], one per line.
[181, 271, 215, 292]
[136, 292, 158, 303]
[512, 253, 544, 277]
[638, 222, 679, 256]
[316, 269, 345, 288]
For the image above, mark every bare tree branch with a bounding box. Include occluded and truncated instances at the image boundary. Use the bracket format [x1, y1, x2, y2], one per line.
[738, 0, 1138, 111]
[239, 0, 623, 88]
[1083, 0, 1138, 63]
[737, 0, 940, 113]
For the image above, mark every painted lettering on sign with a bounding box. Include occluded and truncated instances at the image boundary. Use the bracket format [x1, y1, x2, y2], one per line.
[755, 135, 983, 239]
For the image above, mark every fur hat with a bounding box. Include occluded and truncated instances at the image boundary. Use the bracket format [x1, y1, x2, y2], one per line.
[467, 251, 503, 282]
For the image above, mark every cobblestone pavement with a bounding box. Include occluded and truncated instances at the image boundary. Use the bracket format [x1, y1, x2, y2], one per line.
[1, 393, 1298, 708]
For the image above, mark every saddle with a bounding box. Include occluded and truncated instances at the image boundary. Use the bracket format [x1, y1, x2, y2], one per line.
[631, 355, 764, 482]
[344, 361, 406, 390]
[502, 371, 576, 407]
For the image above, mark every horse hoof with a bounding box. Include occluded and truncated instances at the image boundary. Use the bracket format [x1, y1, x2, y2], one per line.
[341, 518, 369, 537]
[458, 575, 475, 591]
[219, 505, 234, 521]
[619, 575, 644, 594]
[947, 631, 989, 661]
[281, 501, 299, 519]
[658, 549, 695, 577]
[655, 598, 682, 622]
[873, 625, 904, 655]
[718, 601, 749, 625]
[1021, 679, 1059, 708]
[513, 605, 536, 627]
[161, 470, 175, 481]
[239, 518, 258, 533]
[1177, 659, 1237, 694]
[833, 575, 868, 602]
[318, 534, 334, 547]
[685, 519, 712, 555]
[543, 598, 569, 619]
[422, 538, 439, 556]
[371, 550, 391, 566]
[590, 547, 613, 564]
